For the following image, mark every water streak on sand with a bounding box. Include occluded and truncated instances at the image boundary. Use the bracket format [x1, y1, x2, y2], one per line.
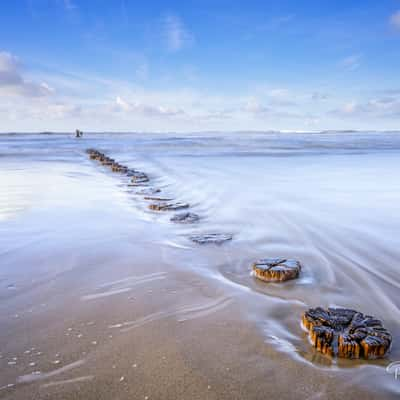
[81, 273, 168, 301]
[41, 375, 94, 388]
[0, 384, 15, 391]
[109, 296, 233, 332]
[177, 297, 233, 322]
[81, 287, 132, 301]
[97, 272, 167, 289]
[17, 360, 85, 384]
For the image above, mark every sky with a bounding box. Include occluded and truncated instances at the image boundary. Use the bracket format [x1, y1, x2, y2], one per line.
[1, 0, 400, 132]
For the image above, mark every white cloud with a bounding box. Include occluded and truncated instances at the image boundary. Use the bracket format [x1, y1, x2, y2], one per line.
[311, 92, 329, 101]
[389, 10, 400, 30]
[267, 88, 296, 106]
[332, 97, 400, 118]
[342, 101, 357, 114]
[0, 51, 53, 97]
[115, 96, 130, 112]
[243, 98, 270, 114]
[3, 51, 399, 132]
[33, 102, 81, 119]
[164, 14, 193, 52]
[378, 88, 400, 96]
[115, 96, 185, 117]
[194, 109, 233, 121]
[50, 103, 81, 118]
[340, 54, 362, 71]
[0, 52, 20, 84]
[242, 97, 304, 119]
[269, 88, 289, 98]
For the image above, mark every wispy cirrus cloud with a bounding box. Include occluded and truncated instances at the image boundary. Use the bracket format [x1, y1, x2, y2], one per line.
[243, 14, 295, 40]
[389, 10, 400, 30]
[163, 14, 194, 52]
[340, 54, 362, 71]
[264, 14, 295, 30]
[0, 51, 53, 97]
[64, 0, 77, 10]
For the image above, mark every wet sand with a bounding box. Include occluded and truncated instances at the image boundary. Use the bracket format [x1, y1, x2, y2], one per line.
[1, 247, 398, 400]
[1, 132, 400, 399]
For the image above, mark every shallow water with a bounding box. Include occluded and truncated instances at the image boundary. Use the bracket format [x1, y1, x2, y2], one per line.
[1, 131, 400, 398]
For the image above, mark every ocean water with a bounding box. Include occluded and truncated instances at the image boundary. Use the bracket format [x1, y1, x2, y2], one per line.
[1, 131, 400, 396]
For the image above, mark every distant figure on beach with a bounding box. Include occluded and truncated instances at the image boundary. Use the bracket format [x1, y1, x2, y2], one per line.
[75, 129, 83, 138]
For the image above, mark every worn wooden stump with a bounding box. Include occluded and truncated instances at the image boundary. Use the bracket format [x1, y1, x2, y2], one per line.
[135, 188, 161, 195]
[111, 163, 128, 173]
[86, 148, 98, 155]
[252, 258, 301, 282]
[189, 233, 232, 244]
[132, 177, 149, 184]
[302, 307, 392, 359]
[127, 182, 149, 187]
[131, 173, 149, 183]
[100, 157, 114, 165]
[170, 212, 200, 223]
[149, 202, 189, 211]
[144, 197, 173, 201]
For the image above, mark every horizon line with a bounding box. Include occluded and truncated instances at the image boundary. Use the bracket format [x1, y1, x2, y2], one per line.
[1, 129, 400, 135]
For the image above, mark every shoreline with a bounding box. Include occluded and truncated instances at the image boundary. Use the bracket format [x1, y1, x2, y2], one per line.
[1, 133, 399, 399]
[1, 238, 398, 399]
[1, 130, 400, 136]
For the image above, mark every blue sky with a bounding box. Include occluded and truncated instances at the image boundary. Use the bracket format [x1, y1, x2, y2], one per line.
[1, 0, 400, 132]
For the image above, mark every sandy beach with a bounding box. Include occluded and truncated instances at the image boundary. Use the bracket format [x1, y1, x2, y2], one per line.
[1, 132, 400, 399]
